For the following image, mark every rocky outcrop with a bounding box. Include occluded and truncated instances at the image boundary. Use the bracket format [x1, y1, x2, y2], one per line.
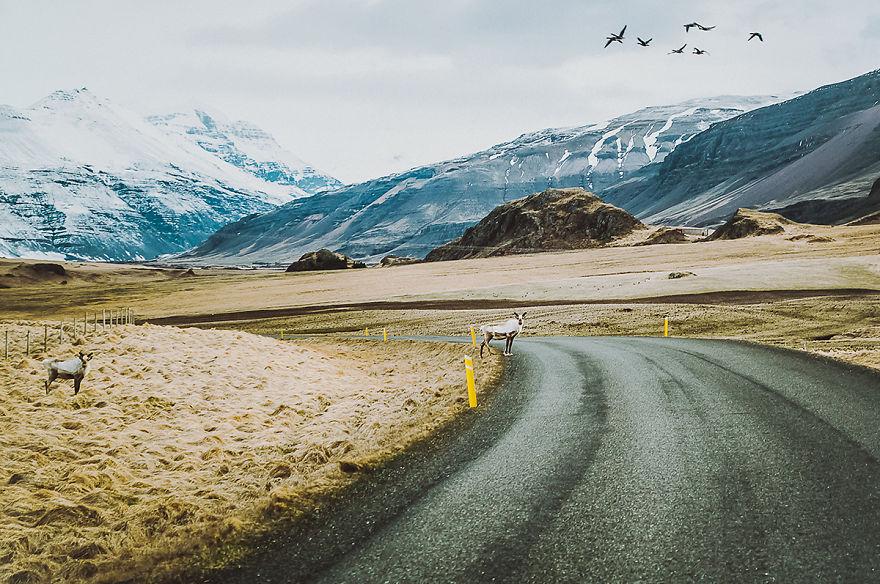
[706, 209, 794, 240]
[637, 227, 690, 246]
[379, 255, 422, 267]
[425, 188, 644, 262]
[286, 249, 366, 272]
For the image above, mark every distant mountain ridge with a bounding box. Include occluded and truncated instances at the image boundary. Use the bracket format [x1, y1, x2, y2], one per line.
[0, 88, 338, 261]
[182, 95, 778, 265]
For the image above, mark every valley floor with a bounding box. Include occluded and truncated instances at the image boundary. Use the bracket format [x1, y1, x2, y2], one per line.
[1, 221, 879, 322]
[1, 221, 879, 581]
[6, 221, 874, 371]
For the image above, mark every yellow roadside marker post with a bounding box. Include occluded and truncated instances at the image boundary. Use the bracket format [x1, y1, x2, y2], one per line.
[383, 328, 388, 342]
[664, 317, 669, 337]
[365, 327, 369, 337]
[464, 356, 477, 408]
[470, 326, 477, 348]
[280, 329, 284, 341]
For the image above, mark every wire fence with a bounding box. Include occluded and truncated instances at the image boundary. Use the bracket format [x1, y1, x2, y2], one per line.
[2, 307, 136, 360]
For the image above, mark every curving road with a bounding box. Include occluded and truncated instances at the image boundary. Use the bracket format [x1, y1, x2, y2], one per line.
[209, 337, 880, 583]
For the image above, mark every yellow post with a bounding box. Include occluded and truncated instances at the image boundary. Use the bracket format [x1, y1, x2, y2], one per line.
[364, 327, 369, 337]
[664, 317, 669, 337]
[280, 329, 284, 341]
[464, 356, 477, 408]
[470, 326, 477, 348]
[383, 328, 388, 342]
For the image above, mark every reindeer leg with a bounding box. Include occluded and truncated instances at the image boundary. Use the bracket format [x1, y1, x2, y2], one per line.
[74, 377, 81, 396]
[45, 371, 57, 395]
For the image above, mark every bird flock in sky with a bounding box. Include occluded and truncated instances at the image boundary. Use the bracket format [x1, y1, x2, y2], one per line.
[604, 23, 764, 55]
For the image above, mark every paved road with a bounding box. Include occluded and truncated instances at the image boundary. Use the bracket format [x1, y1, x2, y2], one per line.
[210, 337, 880, 583]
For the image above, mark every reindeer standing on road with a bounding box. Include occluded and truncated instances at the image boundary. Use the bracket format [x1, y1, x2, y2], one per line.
[479, 312, 526, 358]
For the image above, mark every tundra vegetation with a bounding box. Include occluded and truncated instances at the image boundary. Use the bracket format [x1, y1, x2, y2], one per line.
[0, 323, 500, 582]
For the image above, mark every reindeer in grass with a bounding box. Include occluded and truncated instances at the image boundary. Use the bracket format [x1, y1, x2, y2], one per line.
[43, 351, 93, 395]
[479, 312, 526, 358]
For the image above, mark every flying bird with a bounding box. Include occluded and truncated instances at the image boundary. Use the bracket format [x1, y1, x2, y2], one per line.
[748, 32, 764, 42]
[685, 22, 716, 32]
[669, 44, 687, 54]
[692, 47, 709, 55]
[604, 25, 627, 48]
[637, 37, 653, 47]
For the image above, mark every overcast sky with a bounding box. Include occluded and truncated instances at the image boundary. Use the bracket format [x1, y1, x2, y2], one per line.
[1, 1, 879, 183]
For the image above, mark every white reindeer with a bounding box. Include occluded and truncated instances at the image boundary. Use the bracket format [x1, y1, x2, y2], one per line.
[43, 351, 93, 395]
[479, 312, 526, 358]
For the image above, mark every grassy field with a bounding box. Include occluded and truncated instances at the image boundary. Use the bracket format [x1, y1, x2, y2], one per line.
[214, 294, 880, 370]
[0, 324, 500, 583]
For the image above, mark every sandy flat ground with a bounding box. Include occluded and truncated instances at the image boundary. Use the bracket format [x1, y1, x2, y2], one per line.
[1, 223, 879, 322]
[0, 323, 500, 583]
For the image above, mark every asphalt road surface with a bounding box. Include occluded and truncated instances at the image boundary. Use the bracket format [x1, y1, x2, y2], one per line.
[209, 337, 880, 583]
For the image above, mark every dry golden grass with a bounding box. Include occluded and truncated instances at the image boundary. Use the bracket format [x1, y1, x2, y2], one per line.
[220, 294, 880, 372]
[0, 323, 500, 583]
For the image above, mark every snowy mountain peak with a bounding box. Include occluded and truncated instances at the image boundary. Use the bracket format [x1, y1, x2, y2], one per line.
[0, 88, 339, 261]
[147, 108, 342, 195]
[34, 87, 104, 110]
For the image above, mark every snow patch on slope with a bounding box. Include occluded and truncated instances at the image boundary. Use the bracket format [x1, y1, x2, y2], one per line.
[643, 107, 700, 162]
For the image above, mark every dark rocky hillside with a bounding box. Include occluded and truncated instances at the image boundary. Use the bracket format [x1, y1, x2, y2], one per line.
[286, 249, 366, 272]
[772, 176, 880, 225]
[425, 188, 643, 262]
[604, 70, 880, 227]
[706, 209, 795, 241]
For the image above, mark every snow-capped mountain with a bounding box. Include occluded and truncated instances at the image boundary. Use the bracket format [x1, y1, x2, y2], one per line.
[147, 109, 341, 195]
[0, 88, 336, 261]
[183, 95, 780, 265]
[603, 69, 880, 226]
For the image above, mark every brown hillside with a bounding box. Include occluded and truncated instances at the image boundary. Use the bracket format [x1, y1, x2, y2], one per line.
[426, 188, 644, 262]
[707, 208, 797, 241]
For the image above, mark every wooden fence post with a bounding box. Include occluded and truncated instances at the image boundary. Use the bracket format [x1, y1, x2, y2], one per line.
[43, 325, 48, 353]
[102, 309, 106, 330]
[59, 322, 64, 343]
[26, 330, 30, 356]
[4, 330, 7, 360]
